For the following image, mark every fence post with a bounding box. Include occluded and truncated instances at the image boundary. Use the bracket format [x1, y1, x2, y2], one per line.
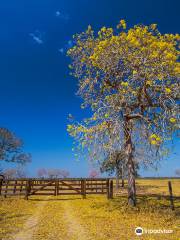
[168, 181, 174, 210]
[121, 178, 124, 188]
[25, 180, 31, 200]
[0, 179, 3, 195]
[81, 179, 86, 199]
[20, 181, 23, 193]
[4, 180, 9, 198]
[106, 179, 110, 199]
[13, 180, 17, 194]
[55, 179, 59, 196]
[54, 180, 56, 196]
[109, 180, 113, 199]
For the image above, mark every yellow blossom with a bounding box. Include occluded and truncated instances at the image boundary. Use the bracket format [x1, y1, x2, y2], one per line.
[132, 91, 137, 95]
[146, 80, 153, 86]
[104, 113, 109, 118]
[151, 140, 157, 145]
[67, 125, 73, 130]
[150, 134, 158, 139]
[174, 65, 180, 74]
[150, 24, 157, 30]
[150, 134, 161, 145]
[121, 82, 128, 87]
[170, 117, 176, 123]
[133, 70, 137, 75]
[157, 74, 163, 80]
[101, 27, 106, 32]
[81, 57, 86, 63]
[117, 19, 126, 29]
[165, 88, 171, 94]
[156, 137, 161, 141]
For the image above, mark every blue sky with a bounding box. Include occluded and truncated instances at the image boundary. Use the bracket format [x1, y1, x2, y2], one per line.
[0, 0, 179, 177]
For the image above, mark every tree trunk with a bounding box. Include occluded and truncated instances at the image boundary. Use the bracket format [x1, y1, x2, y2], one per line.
[115, 168, 119, 192]
[125, 120, 136, 206]
[127, 152, 136, 206]
[121, 165, 124, 187]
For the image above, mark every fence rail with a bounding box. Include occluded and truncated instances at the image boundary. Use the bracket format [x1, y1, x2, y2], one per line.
[0, 178, 113, 200]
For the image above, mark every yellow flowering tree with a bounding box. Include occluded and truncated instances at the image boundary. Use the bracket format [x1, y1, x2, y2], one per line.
[67, 20, 180, 206]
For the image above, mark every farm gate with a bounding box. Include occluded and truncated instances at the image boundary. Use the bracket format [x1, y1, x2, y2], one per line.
[0, 178, 113, 199]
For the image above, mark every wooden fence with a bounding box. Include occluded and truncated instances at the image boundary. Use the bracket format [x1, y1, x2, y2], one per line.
[0, 178, 113, 200]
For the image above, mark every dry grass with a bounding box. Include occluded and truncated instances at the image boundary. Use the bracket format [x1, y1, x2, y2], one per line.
[0, 196, 39, 239]
[136, 178, 180, 196]
[0, 179, 179, 240]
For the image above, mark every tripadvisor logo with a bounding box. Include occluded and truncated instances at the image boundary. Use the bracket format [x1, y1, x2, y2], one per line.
[135, 227, 173, 236]
[135, 227, 143, 236]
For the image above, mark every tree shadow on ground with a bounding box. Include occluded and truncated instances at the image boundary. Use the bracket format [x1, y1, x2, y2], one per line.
[136, 185, 159, 190]
[0, 211, 31, 239]
[28, 197, 82, 201]
[0, 213, 30, 222]
[90, 193, 180, 216]
[136, 194, 180, 216]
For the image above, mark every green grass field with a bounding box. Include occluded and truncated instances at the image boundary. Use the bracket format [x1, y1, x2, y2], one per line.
[0, 179, 179, 240]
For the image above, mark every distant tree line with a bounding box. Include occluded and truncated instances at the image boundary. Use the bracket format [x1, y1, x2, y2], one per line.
[175, 168, 180, 176]
[2, 167, 27, 179]
[37, 168, 70, 179]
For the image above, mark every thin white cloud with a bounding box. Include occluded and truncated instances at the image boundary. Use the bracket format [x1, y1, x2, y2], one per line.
[58, 39, 74, 56]
[58, 48, 64, 54]
[55, 11, 61, 17]
[55, 10, 69, 21]
[29, 32, 43, 45]
[67, 40, 73, 47]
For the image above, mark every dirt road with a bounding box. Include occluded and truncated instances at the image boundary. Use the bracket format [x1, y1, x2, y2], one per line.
[12, 196, 92, 240]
